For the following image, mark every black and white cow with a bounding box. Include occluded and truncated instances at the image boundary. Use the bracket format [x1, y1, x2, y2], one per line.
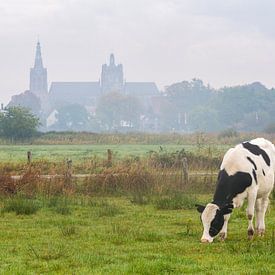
[196, 138, 275, 243]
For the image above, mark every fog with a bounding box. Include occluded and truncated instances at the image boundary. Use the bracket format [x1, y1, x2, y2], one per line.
[1, 0, 275, 104]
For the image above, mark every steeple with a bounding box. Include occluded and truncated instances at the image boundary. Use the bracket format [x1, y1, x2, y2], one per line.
[101, 53, 124, 94]
[110, 53, 115, 66]
[30, 41, 48, 96]
[34, 41, 43, 69]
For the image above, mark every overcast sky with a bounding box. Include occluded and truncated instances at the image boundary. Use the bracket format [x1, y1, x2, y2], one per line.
[1, 0, 275, 104]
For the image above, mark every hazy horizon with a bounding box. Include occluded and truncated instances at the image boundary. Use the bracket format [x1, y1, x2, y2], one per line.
[1, 0, 275, 104]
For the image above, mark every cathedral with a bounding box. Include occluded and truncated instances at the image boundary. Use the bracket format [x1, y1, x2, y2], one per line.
[9, 42, 160, 129]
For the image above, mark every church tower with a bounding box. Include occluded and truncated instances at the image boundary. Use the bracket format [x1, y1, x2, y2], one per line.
[101, 54, 124, 94]
[30, 41, 48, 97]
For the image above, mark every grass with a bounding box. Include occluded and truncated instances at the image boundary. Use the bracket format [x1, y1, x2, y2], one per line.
[0, 144, 228, 163]
[1, 197, 40, 215]
[0, 195, 274, 273]
[154, 193, 197, 210]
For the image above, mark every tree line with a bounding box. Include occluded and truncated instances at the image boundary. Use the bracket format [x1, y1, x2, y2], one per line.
[4, 79, 275, 139]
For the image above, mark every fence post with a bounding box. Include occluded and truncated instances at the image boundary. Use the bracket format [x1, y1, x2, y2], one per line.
[27, 151, 32, 164]
[66, 159, 73, 178]
[182, 157, 189, 184]
[107, 149, 112, 167]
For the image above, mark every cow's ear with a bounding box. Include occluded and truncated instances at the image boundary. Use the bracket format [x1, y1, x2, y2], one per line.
[220, 204, 234, 215]
[195, 204, 205, 213]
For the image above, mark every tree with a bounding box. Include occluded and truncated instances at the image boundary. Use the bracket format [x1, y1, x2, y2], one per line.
[97, 93, 142, 130]
[0, 106, 40, 141]
[8, 90, 41, 116]
[52, 104, 91, 131]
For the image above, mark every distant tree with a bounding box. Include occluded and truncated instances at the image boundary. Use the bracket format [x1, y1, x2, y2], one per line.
[208, 82, 275, 131]
[0, 106, 40, 141]
[189, 106, 221, 132]
[52, 104, 90, 131]
[8, 90, 41, 116]
[97, 92, 142, 130]
[165, 79, 214, 113]
[157, 100, 178, 131]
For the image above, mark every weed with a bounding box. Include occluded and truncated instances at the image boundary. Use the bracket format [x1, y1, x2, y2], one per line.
[154, 193, 197, 210]
[2, 197, 40, 215]
[271, 227, 275, 254]
[27, 243, 65, 261]
[47, 196, 72, 215]
[54, 203, 71, 215]
[130, 193, 150, 205]
[60, 225, 77, 237]
[94, 202, 122, 217]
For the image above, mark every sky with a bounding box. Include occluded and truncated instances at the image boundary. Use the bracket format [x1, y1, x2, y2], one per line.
[1, 0, 275, 104]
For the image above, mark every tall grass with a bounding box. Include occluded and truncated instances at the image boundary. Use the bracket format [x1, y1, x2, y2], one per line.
[2, 197, 40, 215]
[154, 193, 197, 210]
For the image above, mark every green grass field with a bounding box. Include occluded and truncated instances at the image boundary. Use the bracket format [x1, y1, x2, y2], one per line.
[0, 195, 275, 274]
[0, 144, 229, 163]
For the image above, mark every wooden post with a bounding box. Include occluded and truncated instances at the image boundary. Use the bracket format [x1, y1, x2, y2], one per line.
[182, 157, 188, 184]
[66, 159, 73, 178]
[27, 151, 32, 164]
[107, 149, 112, 167]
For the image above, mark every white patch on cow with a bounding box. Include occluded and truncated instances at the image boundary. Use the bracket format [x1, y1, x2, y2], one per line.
[201, 203, 219, 242]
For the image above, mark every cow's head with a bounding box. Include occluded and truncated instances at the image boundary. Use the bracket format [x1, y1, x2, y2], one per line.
[196, 203, 233, 243]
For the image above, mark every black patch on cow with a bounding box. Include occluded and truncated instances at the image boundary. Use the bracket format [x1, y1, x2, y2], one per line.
[262, 169, 266, 176]
[252, 169, 257, 184]
[212, 169, 252, 206]
[209, 210, 224, 237]
[247, 156, 257, 170]
[242, 142, 270, 166]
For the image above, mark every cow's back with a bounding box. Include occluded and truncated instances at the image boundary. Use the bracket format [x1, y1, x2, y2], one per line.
[220, 138, 275, 199]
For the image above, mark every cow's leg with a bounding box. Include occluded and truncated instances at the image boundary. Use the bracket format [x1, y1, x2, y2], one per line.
[256, 196, 269, 236]
[247, 189, 257, 240]
[220, 214, 230, 241]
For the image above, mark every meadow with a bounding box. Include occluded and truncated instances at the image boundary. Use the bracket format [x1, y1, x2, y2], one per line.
[1, 133, 275, 274]
[0, 194, 275, 274]
[0, 144, 228, 163]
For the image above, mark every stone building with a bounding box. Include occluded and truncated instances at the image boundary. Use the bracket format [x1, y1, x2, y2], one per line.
[30, 42, 48, 98]
[101, 53, 124, 94]
[9, 42, 160, 130]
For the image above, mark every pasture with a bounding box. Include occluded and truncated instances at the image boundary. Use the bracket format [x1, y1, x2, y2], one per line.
[1, 137, 275, 274]
[0, 195, 275, 274]
[0, 144, 229, 162]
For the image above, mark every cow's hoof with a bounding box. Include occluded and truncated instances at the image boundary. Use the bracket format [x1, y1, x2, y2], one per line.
[257, 229, 265, 237]
[220, 232, 227, 241]
[248, 229, 254, 240]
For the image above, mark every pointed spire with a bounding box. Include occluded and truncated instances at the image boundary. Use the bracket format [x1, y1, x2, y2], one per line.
[34, 41, 43, 68]
[110, 53, 115, 66]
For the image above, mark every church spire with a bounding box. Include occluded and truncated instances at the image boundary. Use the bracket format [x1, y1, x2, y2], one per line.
[30, 41, 48, 96]
[34, 41, 43, 68]
[110, 53, 115, 66]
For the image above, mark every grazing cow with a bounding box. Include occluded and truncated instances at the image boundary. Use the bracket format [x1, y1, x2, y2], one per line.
[196, 138, 275, 243]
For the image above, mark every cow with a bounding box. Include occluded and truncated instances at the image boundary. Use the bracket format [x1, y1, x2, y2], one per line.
[196, 138, 275, 243]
